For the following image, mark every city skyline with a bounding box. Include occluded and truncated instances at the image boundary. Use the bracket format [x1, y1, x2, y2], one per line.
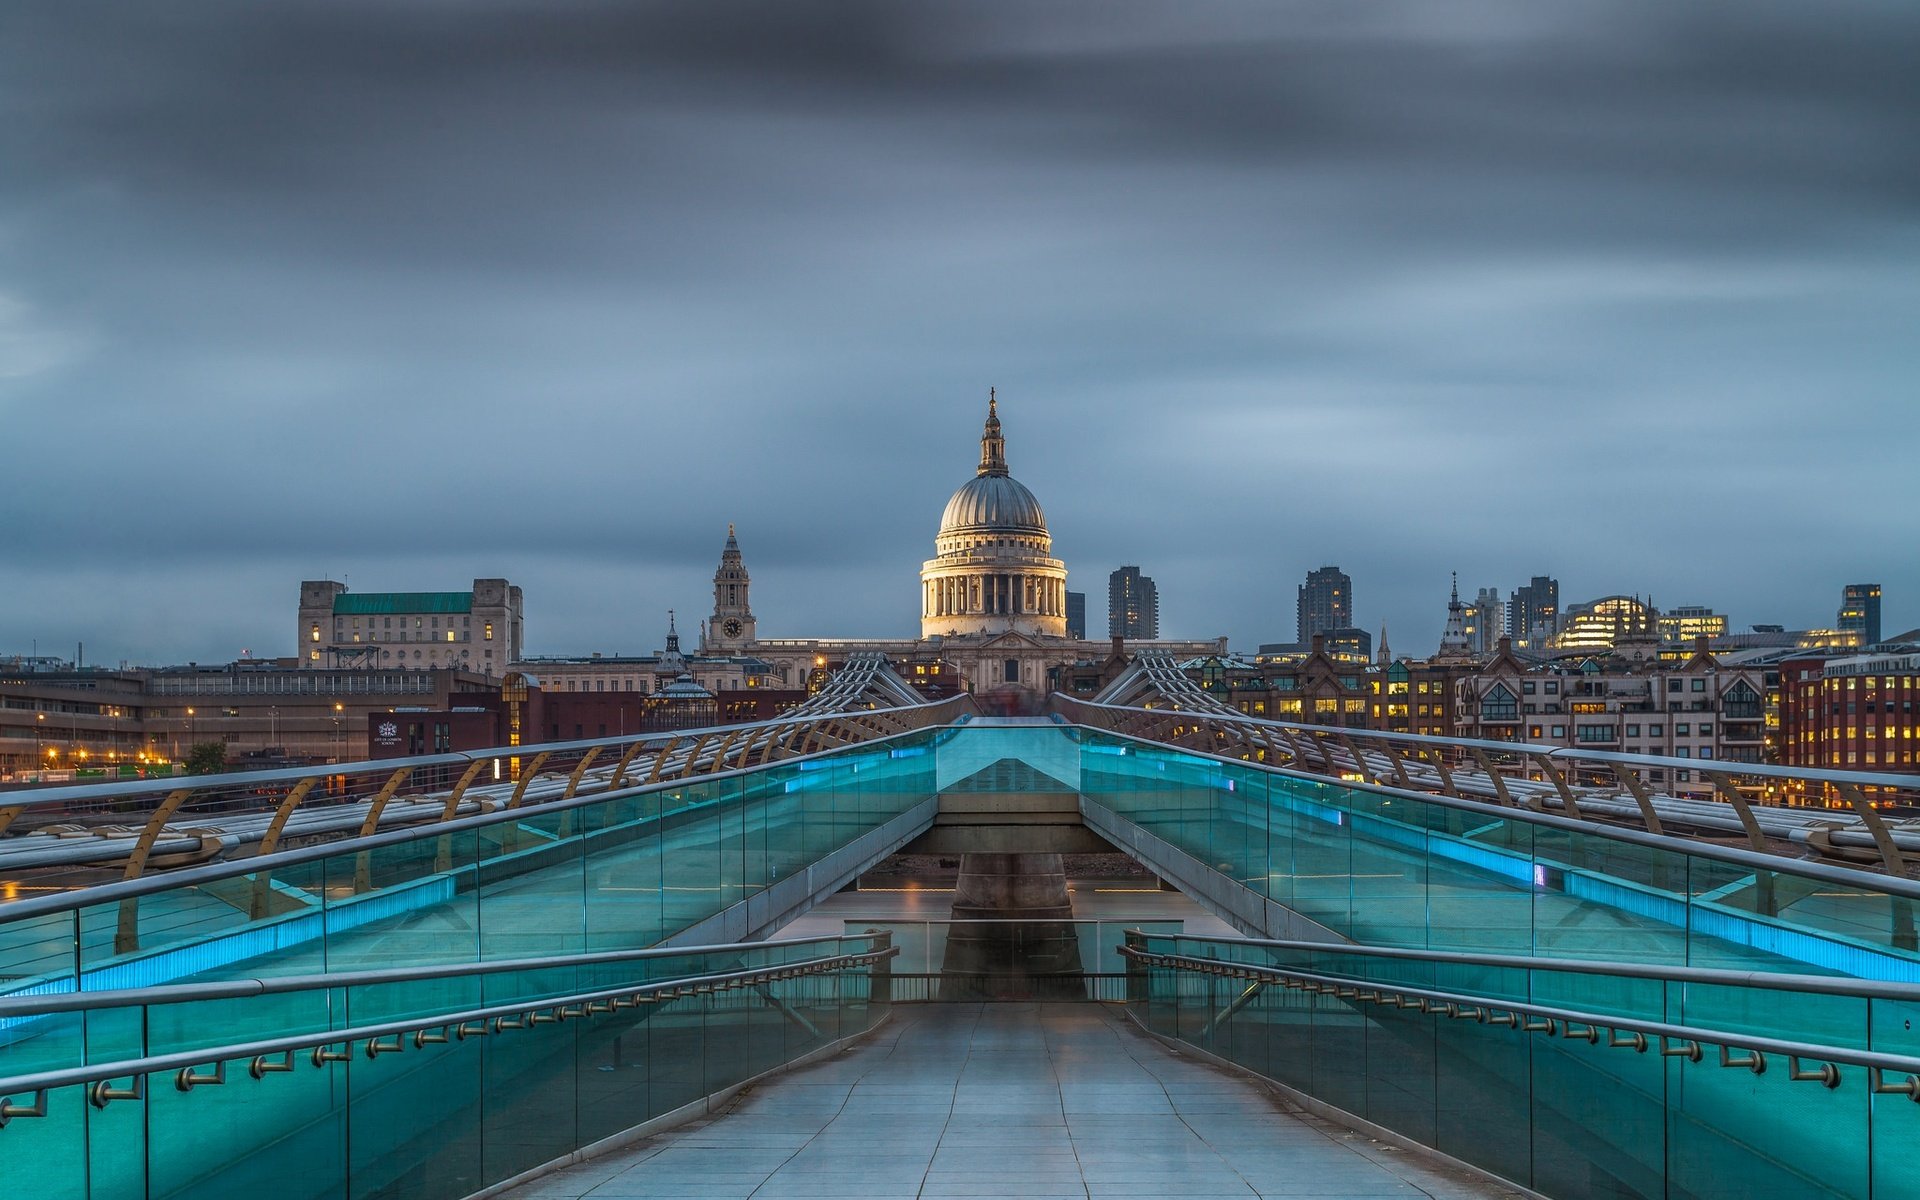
[3, 2, 1917, 664]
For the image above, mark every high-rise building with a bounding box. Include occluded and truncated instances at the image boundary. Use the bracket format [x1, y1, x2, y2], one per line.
[1839, 583, 1883, 646]
[1065, 591, 1086, 639]
[1109, 567, 1159, 639]
[1507, 576, 1559, 649]
[1464, 586, 1504, 654]
[1297, 566, 1352, 644]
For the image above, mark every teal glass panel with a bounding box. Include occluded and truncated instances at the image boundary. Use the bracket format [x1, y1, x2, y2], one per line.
[1433, 1010, 1532, 1186]
[646, 992, 706, 1118]
[0, 1086, 89, 1200]
[583, 793, 664, 951]
[473, 805, 585, 963]
[1529, 1029, 1664, 1199]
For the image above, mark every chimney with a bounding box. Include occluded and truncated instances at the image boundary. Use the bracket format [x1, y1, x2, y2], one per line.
[1310, 633, 1325, 656]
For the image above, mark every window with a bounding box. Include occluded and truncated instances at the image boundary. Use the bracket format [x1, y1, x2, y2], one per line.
[1699, 722, 1712, 735]
[1626, 724, 1640, 737]
[485, 622, 495, 641]
[310, 624, 320, 643]
[1676, 723, 1690, 736]
[1576, 724, 1615, 743]
[1649, 724, 1663, 736]
[445, 630, 455, 643]
[1544, 681, 1559, 695]
[1551, 725, 1565, 738]
[1692, 679, 1706, 692]
[1523, 682, 1537, 695]
[1482, 685, 1517, 721]
[1668, 680, 1683, 693]
[1003, 659, 1021, 682]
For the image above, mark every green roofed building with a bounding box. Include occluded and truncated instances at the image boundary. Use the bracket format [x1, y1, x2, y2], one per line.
[297, 578, 523, 677]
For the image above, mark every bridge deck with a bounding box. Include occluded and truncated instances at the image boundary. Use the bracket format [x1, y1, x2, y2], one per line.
[504, 1003, 1518, 1200]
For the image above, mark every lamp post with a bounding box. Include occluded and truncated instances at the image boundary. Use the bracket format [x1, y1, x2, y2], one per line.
[35, 712, 44, 765]
[269, 706, 279, 753]
[332, 702, 344, 763]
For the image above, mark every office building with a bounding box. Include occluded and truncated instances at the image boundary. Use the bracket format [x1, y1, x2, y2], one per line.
[1297, 566, 1352, 644]
[1065, 591, 1086, 640]
[1507, 576, 1559, 650]
[1780, 649, 1919, 776]
[1838, 584, 1883, 647]
[1109, 566, 1160, 640]
[297, 578, 523, 677]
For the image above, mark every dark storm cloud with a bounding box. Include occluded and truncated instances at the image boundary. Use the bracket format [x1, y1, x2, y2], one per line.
[1, 1, 1916, 663]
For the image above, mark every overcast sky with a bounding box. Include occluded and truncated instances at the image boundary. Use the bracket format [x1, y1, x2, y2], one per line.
[2, 1, 1915, 666]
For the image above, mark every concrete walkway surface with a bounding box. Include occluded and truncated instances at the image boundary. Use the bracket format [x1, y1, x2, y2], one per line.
[499, 1003, 1524, 1200]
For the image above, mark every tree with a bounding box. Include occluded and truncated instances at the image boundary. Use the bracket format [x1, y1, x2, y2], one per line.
[185, 741, 229, 776]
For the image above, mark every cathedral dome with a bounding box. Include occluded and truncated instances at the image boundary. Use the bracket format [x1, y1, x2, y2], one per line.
[920, 390, 1069, 641]
[934, 388, 1049, 537]
[939, 473, 1048, 536]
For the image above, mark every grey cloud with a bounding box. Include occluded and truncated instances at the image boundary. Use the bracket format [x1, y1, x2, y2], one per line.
[1, 1, 1915, 663]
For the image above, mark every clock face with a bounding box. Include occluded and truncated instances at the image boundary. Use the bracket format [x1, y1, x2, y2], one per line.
[722, 618, 744, 639]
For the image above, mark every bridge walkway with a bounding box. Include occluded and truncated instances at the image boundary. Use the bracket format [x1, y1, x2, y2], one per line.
[504, 1002, 1518, 1200]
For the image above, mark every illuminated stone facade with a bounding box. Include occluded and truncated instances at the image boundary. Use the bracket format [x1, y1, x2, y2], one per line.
[919, 392, 1069, 639]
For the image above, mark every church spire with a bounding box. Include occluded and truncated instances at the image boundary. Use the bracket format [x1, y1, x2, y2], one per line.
[977, 387, 1008, 477]
[1437, 571, 1473, 660]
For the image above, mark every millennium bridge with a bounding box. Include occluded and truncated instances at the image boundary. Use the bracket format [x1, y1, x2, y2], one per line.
[4, 653, 1920, 1199]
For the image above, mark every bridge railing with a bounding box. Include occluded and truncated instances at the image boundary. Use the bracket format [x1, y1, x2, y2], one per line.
[0, 692, 973, 892]
[0, 695, 969, 990]
[1121, 930, 1920, 1199]
[0, 932, 897, 1200]
[1053, 694, 1920, 877]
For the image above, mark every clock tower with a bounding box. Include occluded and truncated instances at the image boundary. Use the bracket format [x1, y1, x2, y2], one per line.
[704, 523, 756, 651]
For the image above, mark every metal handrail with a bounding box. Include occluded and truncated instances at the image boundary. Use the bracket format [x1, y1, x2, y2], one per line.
[0, 932, 884, 1018]
[0, 696, 959, 815]
[0, 944, 898, 1112]
[1121, 932, 1920, 1002]
[1121, 946, 1920, 1097]
[1062, 695, 1920, 792]
[0, 714, 960, 925]
[1065, 719, 1920, 903]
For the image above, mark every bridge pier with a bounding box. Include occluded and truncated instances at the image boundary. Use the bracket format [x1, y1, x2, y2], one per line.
[938, 851, 1084, 999]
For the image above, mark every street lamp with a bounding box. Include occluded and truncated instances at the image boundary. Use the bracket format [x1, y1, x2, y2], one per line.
[332, 702, 344, 763]
[35, 713, 44, 764]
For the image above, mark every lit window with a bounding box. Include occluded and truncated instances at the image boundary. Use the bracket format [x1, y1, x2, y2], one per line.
[445, 630, 455, 642]
[310, 624, 320, 643]
[485, 622, 495, 641]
